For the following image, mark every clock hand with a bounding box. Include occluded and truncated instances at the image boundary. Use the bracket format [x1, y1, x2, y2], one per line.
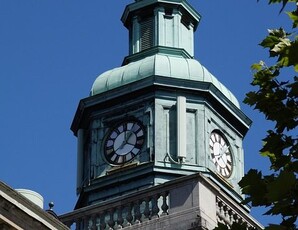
[116, 137, 127, 151]
[125, 131, 134, 144]
[115, 132, 134, 152]
[221, 145, 229, 154]
[115, 141, 134, 153]
[115, 142, 125, 151]
[216, 155, 222, 162]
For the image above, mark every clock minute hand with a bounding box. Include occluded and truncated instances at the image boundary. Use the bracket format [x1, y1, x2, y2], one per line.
[221, 145, 229, 155]
[125, 131, 133, 144]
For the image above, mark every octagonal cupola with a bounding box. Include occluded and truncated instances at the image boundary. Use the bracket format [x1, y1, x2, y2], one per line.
[71, 0, 253, 213]
[121, 0, 201, 60]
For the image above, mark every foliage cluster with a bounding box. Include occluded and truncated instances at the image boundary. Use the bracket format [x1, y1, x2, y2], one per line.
[215, 0, 298, 229]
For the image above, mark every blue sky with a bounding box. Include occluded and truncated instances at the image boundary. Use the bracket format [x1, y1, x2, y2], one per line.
[0, 0, 290, 227]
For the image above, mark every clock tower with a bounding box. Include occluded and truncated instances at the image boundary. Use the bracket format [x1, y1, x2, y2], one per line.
[61, 0, 262, 229]
[72, 0, 249, 208]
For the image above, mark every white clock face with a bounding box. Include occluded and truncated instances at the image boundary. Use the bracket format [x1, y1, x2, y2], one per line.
[209, 131, 233, 178]
[104, 120, 145, 165]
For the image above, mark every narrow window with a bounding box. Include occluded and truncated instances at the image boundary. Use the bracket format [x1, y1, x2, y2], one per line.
[140, 17, 154, 51]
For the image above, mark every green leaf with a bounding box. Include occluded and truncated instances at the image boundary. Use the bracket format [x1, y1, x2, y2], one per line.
[271, 37, 291, 55]
[251, 62, 264, 71]
[265, 224, 288, 230]
[213, 223, 229, 230]
[265, 170, 296, 202]
[290, 160, 298, 172]
[268, 28, 288, 38]
[281, 41, 298, 70]
[260, 35, 280, 48]
[287, 11, 298, 28]
[244, 1, 298, 229]
[239, 169, 269, 206]
[261, 150, 277, 162]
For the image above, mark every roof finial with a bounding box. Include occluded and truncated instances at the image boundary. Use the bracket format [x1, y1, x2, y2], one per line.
[46, 201, 59, 219]
[48, 201, 54, 210]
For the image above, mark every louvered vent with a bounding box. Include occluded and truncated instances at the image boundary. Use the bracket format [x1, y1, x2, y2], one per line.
[140, 17, 154, 51]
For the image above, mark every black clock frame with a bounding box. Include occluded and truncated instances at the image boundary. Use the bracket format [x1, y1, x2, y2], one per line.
[103, 119, 145, 165]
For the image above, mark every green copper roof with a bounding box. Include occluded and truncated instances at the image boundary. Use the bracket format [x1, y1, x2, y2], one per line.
[90, 53, 240, 108]
[122, 0, 201, 30]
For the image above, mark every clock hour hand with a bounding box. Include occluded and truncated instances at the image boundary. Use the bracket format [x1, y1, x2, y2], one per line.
[115, 141, 125, 151]
[116, 132, 133, 151]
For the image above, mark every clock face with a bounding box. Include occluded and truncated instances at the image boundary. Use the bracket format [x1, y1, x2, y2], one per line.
[209, 131, 233, 178]
[104, 120, 145, 165]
